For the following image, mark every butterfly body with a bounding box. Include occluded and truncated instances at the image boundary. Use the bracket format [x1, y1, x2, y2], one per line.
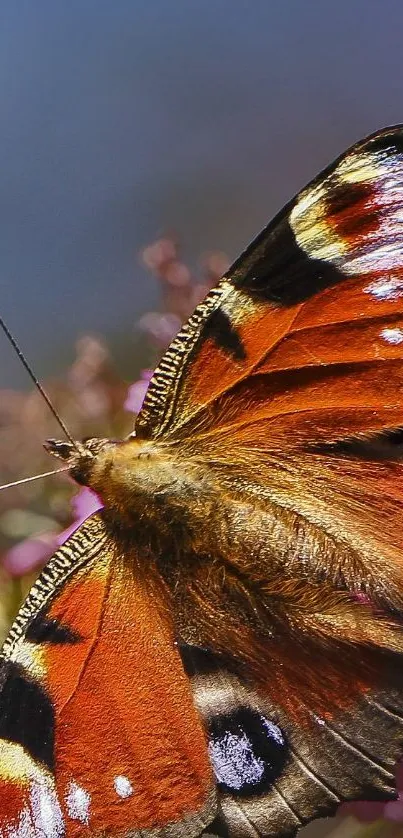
[46, 425, 403, 693]
[3, 126, 403, 836]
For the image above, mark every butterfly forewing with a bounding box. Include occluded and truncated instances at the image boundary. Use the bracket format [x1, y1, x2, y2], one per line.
[0, 515, 215, 837]
[138, 125, 403, 442]
[136, 125, 403, 617]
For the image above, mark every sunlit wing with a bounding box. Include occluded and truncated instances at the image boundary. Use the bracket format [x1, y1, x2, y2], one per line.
[138, 125, 403, 444]
[137, 125, 403, 613]
[0, 515, 215, 837]
[134, 125, 403, 835]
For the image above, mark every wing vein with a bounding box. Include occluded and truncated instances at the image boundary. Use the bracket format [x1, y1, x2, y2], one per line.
[287, 743, 340, 801]
[318, 718, 394, 778]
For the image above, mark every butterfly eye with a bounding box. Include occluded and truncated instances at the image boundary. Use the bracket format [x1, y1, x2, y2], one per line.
[0, 660, 55, 770]
[45, 439, 75, 460]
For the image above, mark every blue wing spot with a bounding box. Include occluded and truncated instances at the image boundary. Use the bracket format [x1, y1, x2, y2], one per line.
[208, 707, 288, 797]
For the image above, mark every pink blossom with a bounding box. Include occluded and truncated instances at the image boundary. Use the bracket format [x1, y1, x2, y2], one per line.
[138, 312, 181, 347]
[163, 262, 191, 287]
[341, 762, 403, 823]
[340, 800, 385, 823]
[4, 487, 103, 576]
[3, 533, 58, 577]
[384, 793, 403, 822]
[57, 487, 103, 544]
[142, 238, 177, 271]
[124, 370, 153, 414]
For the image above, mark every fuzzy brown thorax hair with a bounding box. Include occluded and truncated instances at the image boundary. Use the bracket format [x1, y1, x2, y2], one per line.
[45, 434, 403, 677]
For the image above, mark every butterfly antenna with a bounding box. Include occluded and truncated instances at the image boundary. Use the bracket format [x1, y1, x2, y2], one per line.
[0, 315, 79, 450]
[0, 466, 70, 492]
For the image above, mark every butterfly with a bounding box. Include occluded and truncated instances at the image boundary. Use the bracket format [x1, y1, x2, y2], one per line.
[2, 125, 403, 838]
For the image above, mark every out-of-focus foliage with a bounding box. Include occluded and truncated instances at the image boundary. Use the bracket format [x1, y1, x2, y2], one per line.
[0, 240, 402, 838]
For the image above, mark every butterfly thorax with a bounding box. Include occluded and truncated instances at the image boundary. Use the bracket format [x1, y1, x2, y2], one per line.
[45, 434, 390, 602]
[46, 434, 229, 556]
[46, 434, 311, 578]
[45, 435, 294, 637]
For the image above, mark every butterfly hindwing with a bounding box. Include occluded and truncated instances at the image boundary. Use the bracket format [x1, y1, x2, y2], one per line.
[0, 515, 216, 837]
[182, 643, 403, 838]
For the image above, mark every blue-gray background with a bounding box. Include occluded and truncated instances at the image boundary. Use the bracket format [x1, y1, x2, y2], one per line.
[1, 0, 402, 386]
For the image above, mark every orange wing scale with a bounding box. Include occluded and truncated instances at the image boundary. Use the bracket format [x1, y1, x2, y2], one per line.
[172, 277, 403, 441]
[140, 127, 403, 446]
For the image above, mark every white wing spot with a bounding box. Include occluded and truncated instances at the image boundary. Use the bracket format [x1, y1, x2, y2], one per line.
[261, 717, 285, 744]
[114, 774, 134, 799]
[364, 277, 403, 301]
[66, 781, 91, 825]
[380, 327, 403, 345]
[30, 779, 64, 837]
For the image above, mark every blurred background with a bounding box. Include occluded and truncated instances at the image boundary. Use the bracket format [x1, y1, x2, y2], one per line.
[1, 2, 403, 835]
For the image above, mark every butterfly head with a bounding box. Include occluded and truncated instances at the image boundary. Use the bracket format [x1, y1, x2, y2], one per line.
[44, 437, 114, 484]
[44, 433, 172, 501]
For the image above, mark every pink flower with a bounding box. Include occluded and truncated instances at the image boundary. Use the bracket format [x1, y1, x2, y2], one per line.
[138, 313, 181, 347]
[340, 800, 385, 823]
[57, 487, 103, 544]
[3, 533, 58, 577]
[3, 487, 103, 576]
[341, 762, 403, 823]
[142, 238, 177, 272]
[124, 370, 153, 414]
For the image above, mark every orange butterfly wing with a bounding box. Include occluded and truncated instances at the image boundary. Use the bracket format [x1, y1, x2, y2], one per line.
[0, 515, 215, 837]
[138, 125, 403, 444]
[131, 125, 403, 833]
[137, 125, 403, 614]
